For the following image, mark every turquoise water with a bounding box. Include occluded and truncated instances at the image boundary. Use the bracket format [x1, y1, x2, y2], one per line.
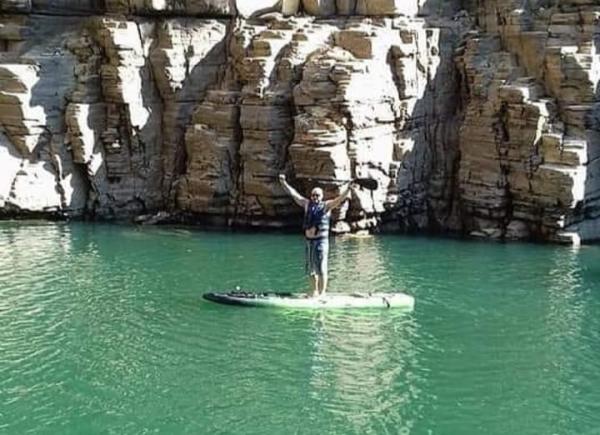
[1, 222, 600, 434]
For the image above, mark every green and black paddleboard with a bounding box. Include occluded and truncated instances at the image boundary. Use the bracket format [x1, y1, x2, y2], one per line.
[203, 291, 414, 310]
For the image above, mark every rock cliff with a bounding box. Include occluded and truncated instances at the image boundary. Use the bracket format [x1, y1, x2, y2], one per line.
[0, 0, 598, 243]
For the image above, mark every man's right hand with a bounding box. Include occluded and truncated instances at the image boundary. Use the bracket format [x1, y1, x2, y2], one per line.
[279, 174, 286, 183]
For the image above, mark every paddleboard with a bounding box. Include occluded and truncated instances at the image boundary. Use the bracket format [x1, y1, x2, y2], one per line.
[203, 291, 414, 310]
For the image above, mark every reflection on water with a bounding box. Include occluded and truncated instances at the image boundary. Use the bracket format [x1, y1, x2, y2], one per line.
[546, 246, 584, 336]
[308, 235, 418, 433]
[541, 247, 600, 433]
[308, 311, 419, 434]
[329, 236, 400, 293]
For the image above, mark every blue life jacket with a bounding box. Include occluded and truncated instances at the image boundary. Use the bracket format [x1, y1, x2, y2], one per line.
[304, 201, 330, 239]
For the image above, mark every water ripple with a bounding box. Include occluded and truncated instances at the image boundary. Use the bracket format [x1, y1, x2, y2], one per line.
[2, 223, 600, 433]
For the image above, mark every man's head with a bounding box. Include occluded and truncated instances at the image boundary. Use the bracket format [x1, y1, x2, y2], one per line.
[310, 187, 324, 203]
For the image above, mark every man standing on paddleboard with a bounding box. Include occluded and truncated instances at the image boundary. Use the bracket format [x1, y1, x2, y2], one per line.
[279, 174, 355, 298]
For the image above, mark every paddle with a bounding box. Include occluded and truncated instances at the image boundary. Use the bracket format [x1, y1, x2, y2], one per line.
[348, 177, 378, 190]
[254, 174, 378, 191]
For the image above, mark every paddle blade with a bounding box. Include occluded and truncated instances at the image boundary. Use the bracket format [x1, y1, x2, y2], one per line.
[355, 178, 378, 190]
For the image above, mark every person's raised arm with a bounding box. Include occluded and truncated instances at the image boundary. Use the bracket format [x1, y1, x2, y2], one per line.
[279, 174, 308, 208]
[325, 181, 354, 211]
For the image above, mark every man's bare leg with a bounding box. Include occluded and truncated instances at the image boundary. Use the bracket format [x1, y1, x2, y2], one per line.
[318, 273, 328, 296]
[309, 275, 319, 297]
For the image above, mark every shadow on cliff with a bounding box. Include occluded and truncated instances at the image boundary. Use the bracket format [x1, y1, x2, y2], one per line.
[151, 18, 230, 209]
[585, 31, 600, 216]
[382, 0, 467, 235]
[28, 0, 104, 15]
[566, 31, 600, 239]
[23, 15, 90, 214]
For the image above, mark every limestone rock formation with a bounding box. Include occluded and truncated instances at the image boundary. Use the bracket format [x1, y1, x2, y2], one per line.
[0, 15, 87, 216]
[456, 0, 600, 243]
[1, 0, 599, 243]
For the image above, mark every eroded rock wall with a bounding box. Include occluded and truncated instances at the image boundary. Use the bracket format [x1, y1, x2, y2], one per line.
[1, 0, 599, 242]
[457, 0, 600, 242]
[176, 6, 466, 231]
[0, 15, 88, 215]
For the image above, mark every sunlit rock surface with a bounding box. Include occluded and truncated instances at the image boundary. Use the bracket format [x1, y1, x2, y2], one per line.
[1, 0, 599, 243]
[456, 0, 600, 242]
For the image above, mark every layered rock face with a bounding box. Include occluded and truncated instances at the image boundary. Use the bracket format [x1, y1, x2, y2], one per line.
[1, 0, 599, 243]
[457, 0, 600, 242]
[175, 1, 465, 231]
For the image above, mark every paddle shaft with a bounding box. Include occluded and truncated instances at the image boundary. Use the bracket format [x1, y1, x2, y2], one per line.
[255, 174, 378, 190]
